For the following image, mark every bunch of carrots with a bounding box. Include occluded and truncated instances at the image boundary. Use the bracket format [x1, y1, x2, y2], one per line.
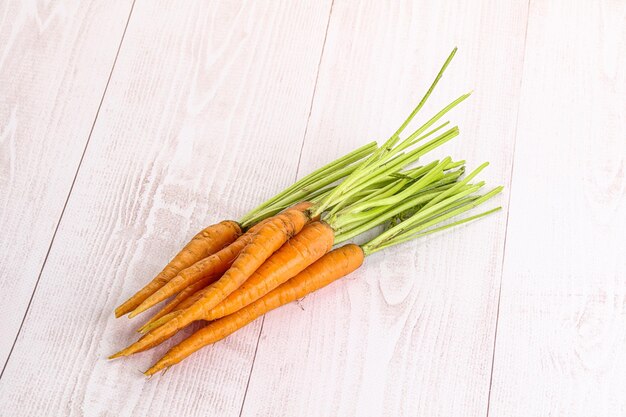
[110, 48, 502, 376]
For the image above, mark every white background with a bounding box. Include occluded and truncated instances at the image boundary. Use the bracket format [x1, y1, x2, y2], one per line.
[0, 1, 624, 416]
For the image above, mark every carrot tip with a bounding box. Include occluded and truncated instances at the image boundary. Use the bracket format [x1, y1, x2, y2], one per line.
[144, 365, 163, 376]
[109, 344, 138, 359]
[108, 351, 126, 360]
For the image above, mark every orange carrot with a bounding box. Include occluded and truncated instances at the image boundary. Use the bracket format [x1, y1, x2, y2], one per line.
[144, 244, 364, 375]
[138, 312, 177, 334]
[139, 221, 333, 333]
[115, 220, 241, 317]
[282, 201, 316, 218]
[138, 264, 228, 334]
[110, 208, 310, 358]
[204, 221, 333, 320]
[137, 273, 217, 333]
[128, 203, 313, 318]
[129, 231, 254, 318]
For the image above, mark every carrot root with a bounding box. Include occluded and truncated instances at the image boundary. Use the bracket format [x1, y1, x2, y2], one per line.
[204, 221, 334, 321]
[136, 271, 219, 333]
[145, 244, 364, 375]
[127, 234, 249, 318]
[115, 220, 241, 317]
[114, 208, 310, 357]
[138, 311, 179, 334]
[127, 203, 312, 318]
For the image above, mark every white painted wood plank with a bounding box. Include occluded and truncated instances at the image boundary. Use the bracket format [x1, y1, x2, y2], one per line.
[240, 1, 529, 416]
[488, 1, 626, 416]
[0, 0, 133, 368]
[0, 0, 332, 416]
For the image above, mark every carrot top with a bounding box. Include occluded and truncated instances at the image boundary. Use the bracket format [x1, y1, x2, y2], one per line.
[241, 48, 469, 229]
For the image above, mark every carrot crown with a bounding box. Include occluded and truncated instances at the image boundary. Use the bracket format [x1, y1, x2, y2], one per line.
[243, 46, 503, 249]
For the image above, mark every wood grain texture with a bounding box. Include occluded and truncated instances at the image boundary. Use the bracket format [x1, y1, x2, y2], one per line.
[239, 1, 529, 416]
[3, 0, 623, 415]
[0, 0, 133, 368]
[488, 0, 626, 416]
[0, 0, 332, 415]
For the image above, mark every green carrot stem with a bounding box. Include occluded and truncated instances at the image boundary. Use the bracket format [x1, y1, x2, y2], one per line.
[345, 157, 452, 214]
[363, 206, 502, 255]
[293, 142, 376, 190]
[365, 171, 469, 225]
[243, 183, 336, 226]
[316, 125, 459, 218]
[239, 141, 376, 226]
[242, 160, 360, 224]
[314, 47, 467, 218]
[405, 195, 482, 228]
[349, 91, 468, 191]
[333, 182, 459, 232]
[363, 186, 503, 253]
[391, 92, 471, 157]
[391, 47, 458, 140]
[367, 183, 485, 244]
[419, 162, 489, 212]
[338, 177, 401, 207]
[332, 181, 477, 244]
[352, 158, 458, 202]
[320, 119, 453, 217]
[354, 47, 458, 176]
[325, 159, 442, 218]
[444, 160, 465, 170]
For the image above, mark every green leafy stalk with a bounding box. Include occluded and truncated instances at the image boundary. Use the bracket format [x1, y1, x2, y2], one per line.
[239, 141, 377, 228]
[312, 47, 467, 218]
[315, 125, 461, 218]
[366, 207, 502, 254]
[330, 165, 465, 231]
[362, 185, 504, 255]
[333, 182, 460, 235]
[345, 157, 452, 214]
[391, 47, 458, 140]
[332, 181, 480, 244]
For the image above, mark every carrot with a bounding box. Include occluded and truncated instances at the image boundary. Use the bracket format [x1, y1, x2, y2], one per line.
[144, 244, 364, 375]
[128, 203, 315, 318]
[139, 221, 334, 333]
[138, 286, 207, 334]
[115, 220, 241, 317]
[128, 229, 255, 318]
[129, 239, 246, 318]
[203, 221, 333, 320]
[138, 311, 179, 334]
[136, 273, 217, 333]
[141, 183, 503, 372]
[109, 48, 507, 376]
[282, 201, 316, 218]
[110, 208, 310, 358]
[137, 280, 212, 334]
[134, 160, 461, 329]
[116, 48, 459, 320]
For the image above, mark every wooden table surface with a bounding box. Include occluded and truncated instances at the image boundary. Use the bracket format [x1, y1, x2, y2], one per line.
[0, 1, 624, 416]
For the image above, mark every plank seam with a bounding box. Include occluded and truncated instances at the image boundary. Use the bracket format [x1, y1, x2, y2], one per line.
[0, 0, 138, 380]
[236, 1, 336, 415]
[292, 0, 336, 181]
[485, 0, 533, 415]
